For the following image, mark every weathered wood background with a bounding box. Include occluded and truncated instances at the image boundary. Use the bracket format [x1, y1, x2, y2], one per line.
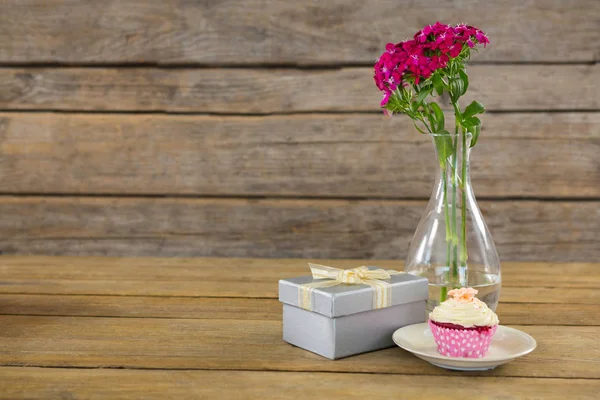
[0, 0, 599, 260]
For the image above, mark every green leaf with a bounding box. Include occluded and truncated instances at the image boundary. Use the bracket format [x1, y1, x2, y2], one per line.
[461, 116, 482, 148]
[429, 102, 445, 132]
[416, 87, 432, 105]
[470, 123, 481, 147]
[458, 70, 469, 95]
[462, 115, 481, 129]
[424, 107, 436, 131]
[449, 78, 464, 103]
[383, 91, 409, 115]
[433, 131, 454, 167]
[432, 74, 444, 96]
[463, 100, 485, 119]
[417, 81, 432, 92]
[413, 122, 427, 134]
[471, 116, 482, 126]
[410, 100, 419, 112]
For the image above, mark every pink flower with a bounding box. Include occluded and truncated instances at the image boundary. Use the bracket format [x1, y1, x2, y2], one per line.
[415, 30, 428, 43]
[475, 31, 489, 47]
[401, 39, 420, 54]
[448, 43, 462, 58]
[380, 91, 391, 106]
[421, 24, 434, 36]
[431, 21, 447, 34]
[373, 23, 489, 109]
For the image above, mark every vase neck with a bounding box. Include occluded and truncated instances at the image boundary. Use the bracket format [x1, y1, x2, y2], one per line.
[430, 132, 472, 189]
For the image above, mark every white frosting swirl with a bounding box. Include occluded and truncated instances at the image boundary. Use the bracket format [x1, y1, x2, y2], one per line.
[429, 297, 499, 327]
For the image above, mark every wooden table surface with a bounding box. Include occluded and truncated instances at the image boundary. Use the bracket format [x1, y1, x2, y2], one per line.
[0, 256, 598, 399]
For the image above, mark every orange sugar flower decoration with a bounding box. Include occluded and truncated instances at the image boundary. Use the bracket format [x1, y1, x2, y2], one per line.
[448, 287, 478, 303]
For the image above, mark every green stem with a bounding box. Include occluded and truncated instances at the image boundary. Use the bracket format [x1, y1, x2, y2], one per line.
[442, 165, 451, 247]
[442, 163, 451, 302]
[451, 140, 458, 285]
[450, 101, 461, 287]
[460, 128, 468, 268]
[440, 286, 448, 303]
[417, 116, 432, 133]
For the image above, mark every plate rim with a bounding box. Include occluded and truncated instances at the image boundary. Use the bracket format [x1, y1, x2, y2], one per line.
[393, 322, 537, 363]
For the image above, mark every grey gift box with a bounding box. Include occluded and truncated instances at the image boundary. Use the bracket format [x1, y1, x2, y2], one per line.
[278, 267, 428, 360]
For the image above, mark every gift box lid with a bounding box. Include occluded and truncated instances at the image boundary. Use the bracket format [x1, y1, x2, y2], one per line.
[278, 266, 428, 318]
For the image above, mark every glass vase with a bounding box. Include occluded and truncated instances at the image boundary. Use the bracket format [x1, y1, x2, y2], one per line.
[405, 131, 501, 313]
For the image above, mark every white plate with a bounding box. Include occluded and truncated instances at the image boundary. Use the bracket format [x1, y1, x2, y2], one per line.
[393, 323, 537, 371]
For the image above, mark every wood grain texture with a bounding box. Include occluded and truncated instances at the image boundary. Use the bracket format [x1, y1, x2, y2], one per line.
[1, 112, 599, 198]
[0, 368, 598, 400]
[0, 197, 598, 261]
[0, 257, 598, 300]
[1, 65, 598, 113]
[1, 0, 598, 64]
[0, 257, 597, 396]
[0, 294, 597, 325]
[0, 315, 596, 378]
[493, 303, 600, 326]
[0, 295, 282, 321]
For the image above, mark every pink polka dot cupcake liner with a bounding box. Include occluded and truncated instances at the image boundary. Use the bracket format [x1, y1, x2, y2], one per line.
[428, 320, 497, 358]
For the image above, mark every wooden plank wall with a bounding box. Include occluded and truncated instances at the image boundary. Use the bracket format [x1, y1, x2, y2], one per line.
[0, 0, 599, 261]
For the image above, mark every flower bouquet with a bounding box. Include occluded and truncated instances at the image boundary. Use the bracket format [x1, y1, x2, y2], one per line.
[374, 23, 501, 310]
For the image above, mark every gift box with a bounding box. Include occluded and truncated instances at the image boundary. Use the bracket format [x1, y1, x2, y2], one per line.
[279, 264, 428, 359]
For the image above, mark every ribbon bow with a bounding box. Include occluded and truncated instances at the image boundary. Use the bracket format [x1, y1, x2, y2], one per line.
[298, 263, 404, 311]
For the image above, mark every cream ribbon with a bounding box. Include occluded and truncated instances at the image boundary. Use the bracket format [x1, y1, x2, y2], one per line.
[298, 263, 404, 312]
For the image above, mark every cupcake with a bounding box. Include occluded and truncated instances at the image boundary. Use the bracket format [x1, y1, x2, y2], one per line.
[428, 287, 499, 358]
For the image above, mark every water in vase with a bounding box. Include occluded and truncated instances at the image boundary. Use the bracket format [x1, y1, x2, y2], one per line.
[412, 267, 501, 313]
[427, 281, 501, 313]
[405, 133, 502, 314]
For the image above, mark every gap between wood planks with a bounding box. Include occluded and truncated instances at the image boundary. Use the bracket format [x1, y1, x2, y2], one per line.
[0, 109, 598, 116]
[0, 293, 594, 300]
[0, 364, 599, 384]
[0, 295, 597, 325]
[2, 359, 600, 382]
[0, 61, 597, 69]
[1, 364, 600, 381]
[0, 314, 594, 327]
[1, 193, 600, 202]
